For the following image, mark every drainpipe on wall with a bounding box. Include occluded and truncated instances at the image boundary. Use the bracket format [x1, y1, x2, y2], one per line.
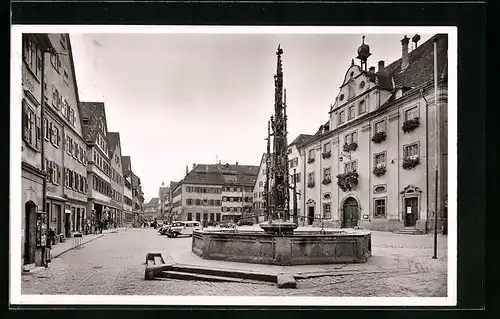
[40, 50, 48, 214]
[421, 87, 430, 233]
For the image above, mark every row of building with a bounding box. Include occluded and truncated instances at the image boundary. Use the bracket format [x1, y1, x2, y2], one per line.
[158, 34, 448, 235]
[21, 33, 145, 267]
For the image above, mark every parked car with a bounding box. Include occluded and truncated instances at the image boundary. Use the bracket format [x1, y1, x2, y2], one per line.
[167, 221, 203, 238]
[236, 219, 254, 226]
[158, 224, 172, 235]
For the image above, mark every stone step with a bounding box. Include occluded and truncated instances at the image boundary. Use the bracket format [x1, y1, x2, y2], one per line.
[161, 270, 273, 285]
[394, 228, 423, 235]
[169, 264, 277, 283]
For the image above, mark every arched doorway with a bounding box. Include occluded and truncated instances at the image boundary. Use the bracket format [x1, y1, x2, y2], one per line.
[24, 201, 37, 265]
[342, 197, 359, 228]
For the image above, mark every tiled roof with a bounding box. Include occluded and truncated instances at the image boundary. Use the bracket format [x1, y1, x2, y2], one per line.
[79, 102, 108, 143]
[147, 197, 159, 205]
[169, 181, 179, 191]
[182, 164, 259, 186]
[107, 132, 121, 157]
[289, 134, 314, 148]
[385, 34, 448, 89]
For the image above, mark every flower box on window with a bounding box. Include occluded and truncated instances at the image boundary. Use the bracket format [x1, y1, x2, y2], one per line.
[307, 157, 315, 164]
[307, 181, 315, 188]
[373, 166, 387, 177]
[402, 117, 420, 133]
[402, 157, 420, 170]
[371, 131, 387, 144]
[322, 178, 332, 185]
[321, 151, 332, 159]
[343, 142, 358, 152]
[336, 171, 359, 192]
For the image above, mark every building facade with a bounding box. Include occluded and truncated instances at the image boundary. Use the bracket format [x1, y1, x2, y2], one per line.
[107, 132, 125, 227]
[121, 156, 134, 223]
[21, 33, 54, 266]
[132, 172, 145, 225]
[143, 197, 158, 222]
[36, 34, 89, 241]
[171, 163, 258, 225]
[297, 34, 448, 233]
[158, 184, 170, 221]
[80, 102, 113, 226]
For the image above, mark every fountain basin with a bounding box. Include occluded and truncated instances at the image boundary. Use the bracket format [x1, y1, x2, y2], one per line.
[192, 229, 371, 266]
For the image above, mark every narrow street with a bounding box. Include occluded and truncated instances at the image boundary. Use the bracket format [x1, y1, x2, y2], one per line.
[22, 228, 448, 297]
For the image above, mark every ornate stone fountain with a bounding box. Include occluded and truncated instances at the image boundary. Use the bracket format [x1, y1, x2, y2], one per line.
[191, 45, 371, 266]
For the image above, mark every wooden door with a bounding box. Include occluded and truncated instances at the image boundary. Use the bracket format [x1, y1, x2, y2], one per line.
[404, 197, 418, 227]
[343, 197, 359, 228]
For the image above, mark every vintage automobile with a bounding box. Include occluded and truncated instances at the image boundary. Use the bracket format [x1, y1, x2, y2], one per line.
[236, 219, 254, 226]
[158, 224, 172, 235]
[166, 221, 203, 238]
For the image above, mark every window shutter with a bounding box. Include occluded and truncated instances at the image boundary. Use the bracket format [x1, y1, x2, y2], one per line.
[22, 104, 28, 141]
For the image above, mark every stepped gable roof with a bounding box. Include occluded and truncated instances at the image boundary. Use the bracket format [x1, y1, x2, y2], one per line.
[182, 164, 259, 186]
[107, 132, 121, 157]
[79, 101, 108, 143]
[385, 34, 448, 89]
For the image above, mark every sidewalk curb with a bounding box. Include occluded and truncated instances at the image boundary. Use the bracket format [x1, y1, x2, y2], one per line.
[52, 234, 105, 259]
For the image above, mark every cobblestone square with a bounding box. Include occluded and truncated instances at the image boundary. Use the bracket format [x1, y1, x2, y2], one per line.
[21, 228, 448, 297]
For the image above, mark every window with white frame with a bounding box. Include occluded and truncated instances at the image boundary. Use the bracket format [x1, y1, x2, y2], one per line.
[323, 142, 331, 153]
[374, 120, 386, 133]
[348, 105, 355, 120]
[345, 160, 357, 173]
[308, 172, 315, 183]
[345, 131, 357, 144]
[374, 198, 386, 218]
[22, 101, 35, 147]
[43, 119, 49, 140]
[358, 100, 366, 114]
[374, 152, 386, 168]
[405, 106, 419, 121]
[404, 143, 419, 160]
[338, 110, 345, 124]
[323, 203, 332, 219]
[323, 167, 331, 180]
[308, 149, 315, 160]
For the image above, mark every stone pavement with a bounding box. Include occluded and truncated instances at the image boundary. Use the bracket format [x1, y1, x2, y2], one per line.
[164, 226, 448, 278]
[49, 227, 126, 259]
[21, 227, 448, 297]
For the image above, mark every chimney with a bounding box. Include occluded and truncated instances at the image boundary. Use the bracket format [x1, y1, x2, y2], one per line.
[192, 163, 196, 170]
[185, 165, 188, 176]
[236, 162, 239, 165]
[412, 34, 421, 49]
[401, 35, 410, 70]
[378, 60, 385, 73]
[369, 66, 375, 73]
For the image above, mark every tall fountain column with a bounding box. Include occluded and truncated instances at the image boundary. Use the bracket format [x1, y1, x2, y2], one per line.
[260, 45, 298, 235]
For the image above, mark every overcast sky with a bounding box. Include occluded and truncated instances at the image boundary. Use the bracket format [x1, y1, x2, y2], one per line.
[69, 32, 431, 201]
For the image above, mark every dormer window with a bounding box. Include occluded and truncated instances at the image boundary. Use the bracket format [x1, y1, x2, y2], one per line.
[359, 81, 366, 89]
[339, 94, 344, 102]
